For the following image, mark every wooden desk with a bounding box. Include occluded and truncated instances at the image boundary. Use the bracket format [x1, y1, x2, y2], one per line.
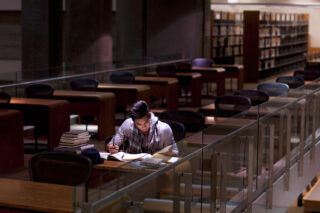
[0, 178, 73, 213]
[0, 98, 70, 151]
[0, 110, 24, 174]
[212, 64, 244, 90]
[304, 179, 320, 212]
[53, 90, 116, 140]
[144, 72, 202, 106]
[97, 83, 151, 108]
[191, 66, 226, 96]
[134, 76, 179, 110]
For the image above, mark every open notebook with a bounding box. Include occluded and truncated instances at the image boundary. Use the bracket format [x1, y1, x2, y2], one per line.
[99, 151, 151, 161]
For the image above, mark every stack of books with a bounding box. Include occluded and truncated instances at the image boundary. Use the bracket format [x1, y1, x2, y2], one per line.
[55, 131, 93, 154]
[59, 130, 91, 147]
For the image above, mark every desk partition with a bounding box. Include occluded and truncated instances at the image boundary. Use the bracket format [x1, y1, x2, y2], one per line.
[73, 82, 320, 213]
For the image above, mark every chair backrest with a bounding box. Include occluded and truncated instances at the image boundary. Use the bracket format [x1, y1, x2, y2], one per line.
[212, 56, 235, 65]
[174, 62, 192, 72]
[25, 84, 54, 99]
[234, 90, 269, 106]
[192, 58, 213, 68]
[70, 78, 99, 91]
[158, 110, 205, 133]
[293, 70, 320, 81]
[0, 91, 11, 103]
[257, 82, 290, 97]
[215, 95, 251, 117]
[29, 152, 92, 186]
[109, 71, 135, 84]
[276, 76, 305, 88]
[156, 64, 176, 77]
[160, 119, 186, 142]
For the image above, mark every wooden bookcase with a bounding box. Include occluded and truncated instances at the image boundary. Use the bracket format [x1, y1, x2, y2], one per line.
[210, 10, 243, 65]
[243, 10, 309, 82]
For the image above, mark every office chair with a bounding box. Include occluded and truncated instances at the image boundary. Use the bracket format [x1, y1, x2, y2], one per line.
[25, 84, 54, 99]
[160, 119, 186, 142]
[174, 62, 192, 72]
[156, 64, 176, 77]
[70, 78, 99, 131]
[29, 152, 92, 200]
[70, 78, 99, 91]
[257, 82, 290, 97]
[109, 71, 135, 84]
[192, 58, 214, 96]
[29, 152, 92, 186]
[293, 70, 320, 81]
[234, 90, 269, 106]
[215, 95, 251, 117]
[0, 91, 11, 103]
[25, 84, 55, 152]
[276, 76, 305, 89]
[174, 62, 193, 105]
[159, 110, 205, 133]
[109, 72, 135, 118]
[192, 58, 213, 67]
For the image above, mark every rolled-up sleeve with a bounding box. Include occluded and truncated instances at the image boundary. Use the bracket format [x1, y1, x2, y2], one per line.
[109, 119, 131, 147]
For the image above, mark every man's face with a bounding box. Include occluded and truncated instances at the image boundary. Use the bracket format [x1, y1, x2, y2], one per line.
[134, 113, 151, 134]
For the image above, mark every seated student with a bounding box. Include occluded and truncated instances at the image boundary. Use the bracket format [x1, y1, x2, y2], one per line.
[107, 100, 178, 155]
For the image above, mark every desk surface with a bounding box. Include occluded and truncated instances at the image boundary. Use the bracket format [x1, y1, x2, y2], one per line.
[10, 97, 69, 107]
[98, 83, 150, 91]
[135, 76, 178, 85]
[0, 178, 73, 213]
[191, 66, 225, 72]
[54, 90, 115, 100]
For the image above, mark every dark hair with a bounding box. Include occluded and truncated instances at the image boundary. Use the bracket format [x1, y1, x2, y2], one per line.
[130, 100, 149, 120]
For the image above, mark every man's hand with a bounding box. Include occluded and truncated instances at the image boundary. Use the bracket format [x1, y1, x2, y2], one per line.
[107, 144, 119, 154]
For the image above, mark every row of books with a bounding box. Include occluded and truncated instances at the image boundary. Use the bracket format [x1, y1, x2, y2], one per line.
[212, 25, 243, 36]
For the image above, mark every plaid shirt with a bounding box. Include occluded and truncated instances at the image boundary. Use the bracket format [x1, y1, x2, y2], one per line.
[110, 113, 178, 154]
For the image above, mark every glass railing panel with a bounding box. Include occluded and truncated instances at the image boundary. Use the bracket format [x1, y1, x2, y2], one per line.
[201, 112, 259, 212]
[73, 183, 87, 213]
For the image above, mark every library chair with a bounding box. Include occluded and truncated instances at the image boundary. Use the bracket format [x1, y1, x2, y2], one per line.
[174, 62, 192, 72]
[70, 78, 99, 131]
[234, 90, 269, 106]
[25, 84, 55, 152]
[156, 64, 176, 77]
[159, 110, 205, 133]
[276, 76, 305, 89]
[157, 64, 192, 105]
[160, 119, 186, 142]
[257, 82, 289, 97]
[192, 58, 213, 67]
[29, 152, 92, 200]
[70, 78, 99, 91]
[294, 70, 320, 81]
[109, 71, 135, 118]
[0, 91, 11, 103]
[174, 62, 193, 105]
[25, 83, 54, 99]
[215, 95, 251, 117]
[109, 71, 135, 84]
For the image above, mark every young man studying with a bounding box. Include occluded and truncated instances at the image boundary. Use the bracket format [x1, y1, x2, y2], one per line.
[107, 100, 178, 155]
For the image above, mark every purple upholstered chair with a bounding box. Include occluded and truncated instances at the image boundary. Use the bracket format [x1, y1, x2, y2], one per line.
[192, 58, 213, 68]
[70, 78, 99, 91]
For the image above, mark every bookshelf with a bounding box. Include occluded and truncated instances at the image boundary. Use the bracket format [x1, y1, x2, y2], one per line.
[210, 10, 243, 65]
[243, 11, 309, 82]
